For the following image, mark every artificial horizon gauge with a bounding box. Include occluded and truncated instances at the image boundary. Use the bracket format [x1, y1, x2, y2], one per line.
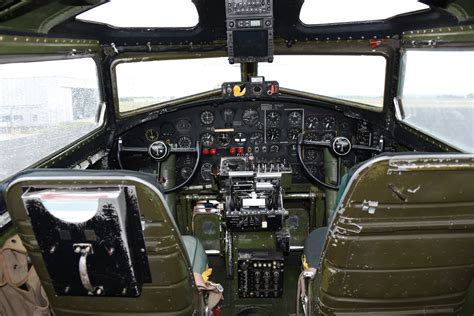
[242, 108, 260, 126]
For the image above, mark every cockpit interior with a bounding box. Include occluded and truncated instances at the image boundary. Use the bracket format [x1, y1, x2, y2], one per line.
[0, 1, 473, 315]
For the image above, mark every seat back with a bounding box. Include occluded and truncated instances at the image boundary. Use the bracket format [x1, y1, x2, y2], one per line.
[6, 169, 201, 315]
[313, 154, 474, 315]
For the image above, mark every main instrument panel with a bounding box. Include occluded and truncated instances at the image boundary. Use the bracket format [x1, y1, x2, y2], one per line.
[120, 101, 388, 185]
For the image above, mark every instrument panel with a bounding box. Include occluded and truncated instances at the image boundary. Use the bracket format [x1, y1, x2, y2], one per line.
[121, 101, 388, 185]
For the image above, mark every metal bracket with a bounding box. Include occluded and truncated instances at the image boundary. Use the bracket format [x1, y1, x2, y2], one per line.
[361, 200, 379, 214]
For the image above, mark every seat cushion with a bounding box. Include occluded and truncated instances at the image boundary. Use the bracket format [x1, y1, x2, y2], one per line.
[303, 227, 328, 268]
[182, 236, 208, 273]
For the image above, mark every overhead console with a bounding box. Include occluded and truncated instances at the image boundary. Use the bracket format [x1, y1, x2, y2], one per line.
[226, 0, 274, 64]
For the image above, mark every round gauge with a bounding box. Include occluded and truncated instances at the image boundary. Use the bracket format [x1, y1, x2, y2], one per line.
[222, 108, 235, 122]
[200, 111, 215, 125]
[266, 111, 281, 126]
[339, 120, 351, 132]
[234, 132, 247, 145]
[305, 115, 319, 130]
[242, 109, 260, 126]
[200, 163, 213, 181]
[305, 149, 320, 161]
[176, 119, 192, 132]
[287, 127, 302, 142]
[177, 136, 192, 148]
[322, 132, 335, 142]
[269, 144, 280, 153]
[304, 132, 318, 142]
[322, 116, 336, 131]
[250, 132, 263, 145]
[160, 122, 175, 136]
[266, 128, 280, 142]
[180, 166, 193, 179]
[288, 111, 302, 126]
[332, 136, 352, 156]
[145, 129, 159, 142]
[307, 164, 322, 178]
[217, 133, 232, 146]
[200, 133, 215, 147]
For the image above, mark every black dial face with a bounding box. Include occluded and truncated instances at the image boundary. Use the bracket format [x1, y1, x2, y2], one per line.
[160, 122, 175, 136]
[288, 127, 302, 142]
[288, 111, 302, 126]
[200, 132, 215, 146]
[305, 149, 320, 161]
[250, 132, 263, 145]
[200, 162, 213, 181]
[266, 111, 281, 126]
[269, 144, 280, 153]
[180, 166, 193, 179]
[242, 108, 260, 126]
[176, 119, 192, 132]
[177, 136, 192, 148]
[322, 116, 336, 131]
[217, 133, 232, 146]
[305, 115, 319, 130]
[266, 128, 280, 142]
[234, 132, 247, 145]
[145, 129, 159, 142]
[200, 111, 214, 125]
[304, 132, 318, 141]
[322, 132, 335, 142]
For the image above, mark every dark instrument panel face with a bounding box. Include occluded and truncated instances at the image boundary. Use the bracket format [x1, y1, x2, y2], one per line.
[121, 101, 388, 184]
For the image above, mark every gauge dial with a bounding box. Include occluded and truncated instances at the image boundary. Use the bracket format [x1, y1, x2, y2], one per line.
[234, 132, 247, 145]
[176, 119, 192, 132]
[180, 166, 193, 179]
[200, 111, 215, 125]
[269, 144, 280, 153]
[339, 120, 351, 132]
[160, 122, 175, 136]
[288, 111, 302, 126]
[304, 132, 318, 142]
[200, 133, 215, 147]
[322, 116, 336, 131]
[305, 149, 320, 161]
[288, 128, 302, 142]
[242, 109, 260, 126]
[177, 136, 192, 148]
[250, 132, 263, 145]
[200, 163, 213, 181]
[145, 129, 159, 142]
[266, 128, 280, 142]
[305, 115, 319, 130]
[322, 132, 335, 142]
[266, 111, 281, 126]
[217, 133, 232, 146]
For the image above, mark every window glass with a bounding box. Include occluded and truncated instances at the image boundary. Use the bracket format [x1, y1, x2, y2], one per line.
[399, 50, 474, 152]
[300, 0, 428, 25]
[77, 0, 199, 28]
[116, 57, 240, 112]
[0, 58, 103, 181]
[258, 55, 386, 108]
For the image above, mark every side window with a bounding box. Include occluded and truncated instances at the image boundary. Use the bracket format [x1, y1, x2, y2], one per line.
[0, 58, 103, 181]
[399, 50, 474, 152]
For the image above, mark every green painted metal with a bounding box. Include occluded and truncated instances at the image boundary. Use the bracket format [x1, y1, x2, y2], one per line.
[323, 149, 337, 220]
[5, 175, 202, 315]
[402, 24, 474, 43]
[0, 34, 100, 56]
[310, 154, 474, 314]
[161, 154, 177, 219]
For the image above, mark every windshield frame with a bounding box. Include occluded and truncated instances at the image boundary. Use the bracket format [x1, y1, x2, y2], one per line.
[111, 40, 395, 117]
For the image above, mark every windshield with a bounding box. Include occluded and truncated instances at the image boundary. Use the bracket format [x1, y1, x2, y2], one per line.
[399, 50, 474, 152]
[116, 54, 386, 113]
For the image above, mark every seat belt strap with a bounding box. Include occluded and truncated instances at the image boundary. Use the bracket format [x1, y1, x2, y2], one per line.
[193, 272, 224, 312]
[296, 267, 316, 316]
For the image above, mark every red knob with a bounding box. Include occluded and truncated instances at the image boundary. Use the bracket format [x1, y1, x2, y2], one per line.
[202, 148, 210, 155]
[237, 147, 245, 155]
[210, 148, 218, 155]
[229, 148, 237, 155]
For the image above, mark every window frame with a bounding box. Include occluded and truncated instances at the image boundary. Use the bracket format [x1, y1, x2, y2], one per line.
[396, 47, 474, 152]
[0, 55, 107, 179]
